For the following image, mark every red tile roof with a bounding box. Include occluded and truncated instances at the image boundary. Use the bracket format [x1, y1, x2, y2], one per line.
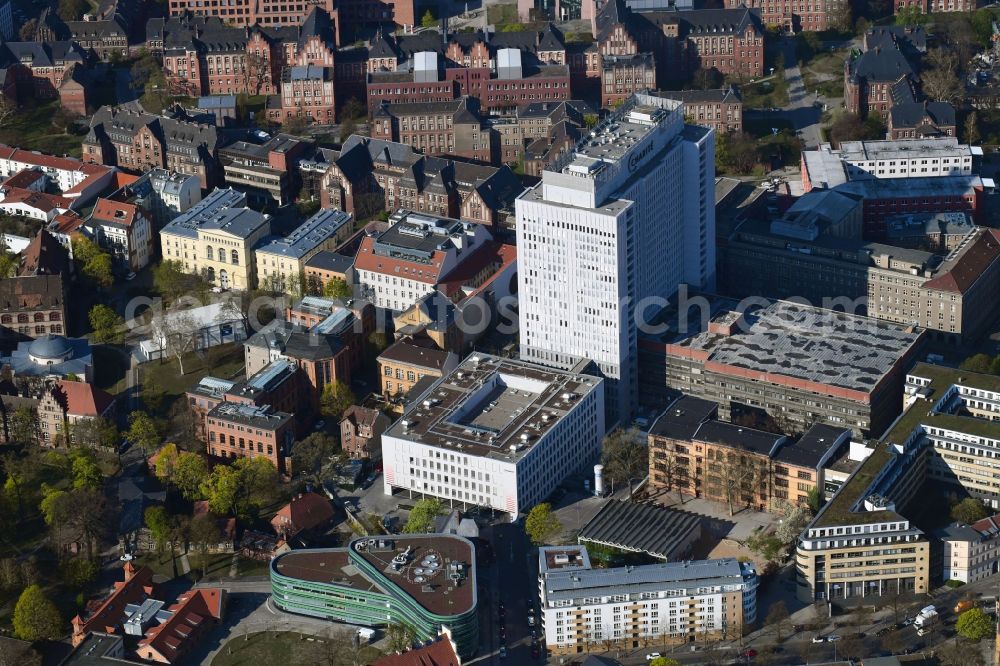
[0, 144, 83, 172]
[54, 380, 115, 417]
[0, 187, 71, 213]
[2, 169, 46, 189]
[19, 228, 69, 276]
[270, 492, 335, 538]
[923, 228, 1000, 294]
[71, 562, 155, 646]
[91, 197, 138, 227]
[371, 636, 461, 666]
[341, 405, 382, 429]
[137, 588, 225, 664]
[50, 211, 86, 235]
[353, 235, 443, 285]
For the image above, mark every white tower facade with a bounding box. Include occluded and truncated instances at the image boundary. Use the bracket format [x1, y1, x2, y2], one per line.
[516, 93, 716, 425]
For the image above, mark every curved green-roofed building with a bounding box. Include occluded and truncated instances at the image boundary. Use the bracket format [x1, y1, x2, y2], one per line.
[270, 534, 478, 656]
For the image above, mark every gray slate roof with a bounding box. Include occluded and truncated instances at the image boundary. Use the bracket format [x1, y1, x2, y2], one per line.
[578, 500, 701, 559]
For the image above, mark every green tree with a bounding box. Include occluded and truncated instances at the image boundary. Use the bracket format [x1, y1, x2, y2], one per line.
[600, 428, 646, 497]
[292, 432, 337, 479]
[0, 250, 18, 278]
[525, 503, 562, 545]
[70, 449, 103, 491]
[320, 382, 356, 420]
[951, 497, 990, 524]
[895, 5, 928, 25]
[152, 260, 189, 303]
[649, 659, 680, 666]
[153, 443, 180, 487]
[747, 530, 784, 563]
[500, 22, 526, 31]
[367, 330, 389, 356]
[57, 0, 87, 20]
[40, 486, 66, 526]
[386, 622, 416, 653]
[18, 18, 37, 41]
[126, 411, 162, 456]
[200, 456, 277, 520]
[59, 557, 98, 588]
[322, 277, 351, 300]
[69, 416, 118, 450]
[88, 304, 124, 344]
[72, 237, 113, 289]
[806, 485, 824, 514]
[960, 353, 994, 374]
[144, 506, 172, 555]
[9, 406, 36, 445]
[403, 498, 445, 533]
[13, 585, 62, 641]
[956, 607, 993, 640]
[420, 9, 436, 27]
[174, 452, 209, 500]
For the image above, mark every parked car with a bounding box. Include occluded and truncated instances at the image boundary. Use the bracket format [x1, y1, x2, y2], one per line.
[812, 636, 827, 644]
[645, 654, 662, 662]
[498, 646, 507, 659]
[741, 649, 758, 658]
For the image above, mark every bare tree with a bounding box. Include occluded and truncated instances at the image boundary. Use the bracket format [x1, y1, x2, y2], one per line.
[600, 428, 647, 498]
[922, 48, 965, 105]
[242, 53, 270, 95]
[0, 97, 16, 126]
[152, 310, 199, 375]
[655, 443, 688, 503]
[716, 448, 762, 516]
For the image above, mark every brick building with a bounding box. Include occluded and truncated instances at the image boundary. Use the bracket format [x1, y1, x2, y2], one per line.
[270, 64, 336, 123]
[339, 405, 390, 459]
[318, 136, 521, 229]
[0, 41, 89, 106]
[594, 2, 764, 87]
[371, 97, 491, 163]
[887, 101, 956, 140]
[206, 402, 295, 474]
[656, 86, 743, 133]
[845, 28, 922, 120]
[83, 105, 220, 189]
[725, 0, 844, 32]
[648, 395, 851, 509]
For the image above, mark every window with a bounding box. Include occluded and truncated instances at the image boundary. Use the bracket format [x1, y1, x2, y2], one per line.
[206, 245, 214, 261]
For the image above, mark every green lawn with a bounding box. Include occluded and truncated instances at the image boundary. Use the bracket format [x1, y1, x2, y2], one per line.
[0, 101, 86, 158]
[135, 551, 235, 582]
[487, 2, 519, 24]
[140, 342, 246, 417]
[738, 73, 789, 109]
[212, 631, 382, 666]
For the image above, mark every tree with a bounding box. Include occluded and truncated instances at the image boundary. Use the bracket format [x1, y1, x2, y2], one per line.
[649, 659, 680, 666]
[420, 9, 436, 27]
[341, 97, 366, 121]
[59, 557, 98, 588]
[174, 452, 209, 500]
[771, 499, 811, 544]
[13, 585, 62, 641]
[959, 353, 994, 374]
[829, 112, 866, 146]
[716, 448, 761, 516]
[747, 530, 784, 563]
[72, 237, 113, 289]
[69, 416, 118, 450]
[9, 406, 36, 445]
[323, 277, 351, 300]
[895, 5, 927, 25]
[524, 503, 562, 545]
[189, 512, 220, 578]
[320, 382, 356, 420]
[145, 506, 172, 555]
[152, 309, 198, 375]
[600, 428, 646, 497]
[839, 635, 864, 660]
[956, 607, 993, 640]
[126, 411, 162, 456]
[880, 629, 905, 655]
[242, 52, 270, 96]
[367, 330, 389, 356]
[938, 639, 987, 666]
[152, 260, 194, 304]
[951, 497, 990, 524]
[292, 432, 337, 479]
[764, 601, 790, 640]
[657, 445, 688, 503]
[88, 304, 124, 344]
[70, 448, 103, 490]
[339, 116, 357, 142]
[57, 0, 87, 20]
[0, 250, 18, 279]
[40, 486, 66, 526]
[282, 113, 307, 135]
[52, 107, 81, 133]
[716, 132, 757, 173]
[18, 19, 37, 41]
[200, 456, 277, 520]
[386, 622, 416, 653]
[922, 48, 965, 105]
[692, 67, 724, 90]
[965, 111, 981, 145]
[403, 498, 444, 533]
[806, 485, 824, 514]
